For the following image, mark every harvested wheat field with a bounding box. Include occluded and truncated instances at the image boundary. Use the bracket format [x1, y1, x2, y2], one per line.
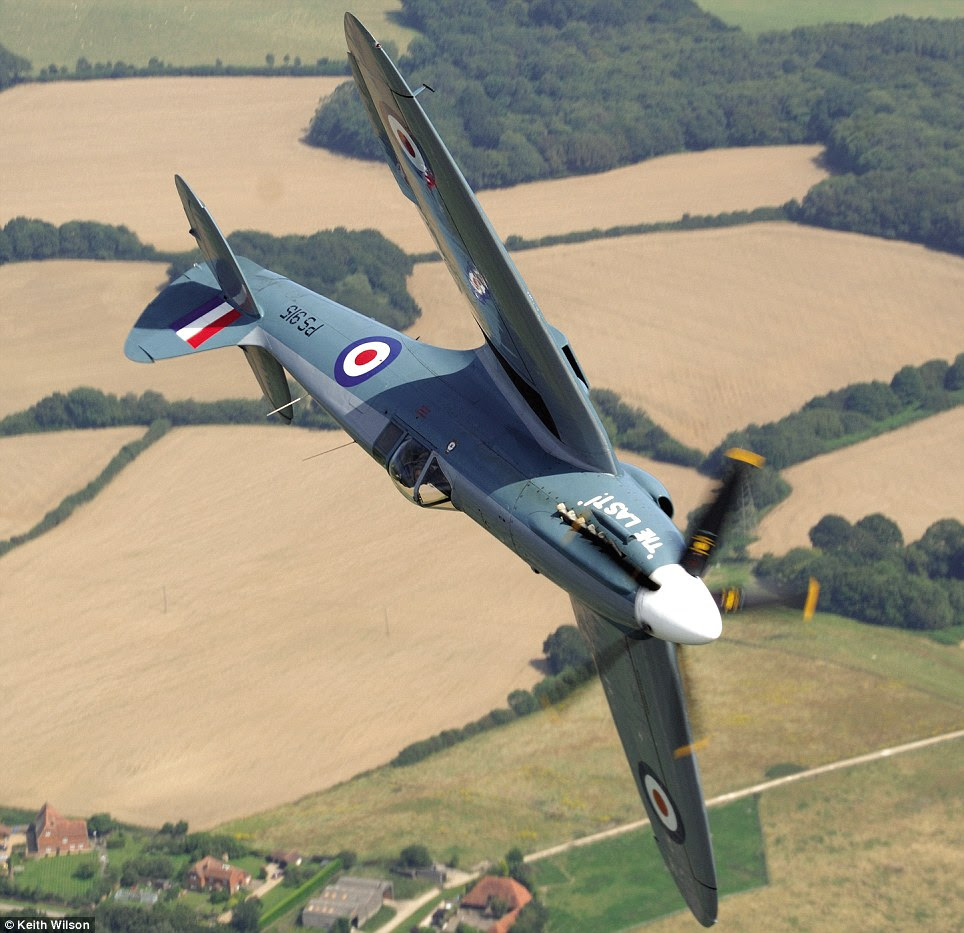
[0, 77, 436, 254]
[410, 223, 964, 451]
[0, 425, 573, 827]
[0, 427, 144, 539]
[0, 261, 261, 417]
[0, 427, 708, 827]
[0, 78, 827, 254]
[752, 407, 964, 556]
[480, 144, 827, 242]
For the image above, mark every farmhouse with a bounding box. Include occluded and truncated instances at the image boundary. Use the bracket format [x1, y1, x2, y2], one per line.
[301, 876, 392, 930]
[30, 803, 90, 857]
[185, 855, 251, 894]
[459, 876, 532, 933]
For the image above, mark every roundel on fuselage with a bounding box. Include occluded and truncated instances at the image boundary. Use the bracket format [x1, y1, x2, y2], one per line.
[334, 336, 402, 387]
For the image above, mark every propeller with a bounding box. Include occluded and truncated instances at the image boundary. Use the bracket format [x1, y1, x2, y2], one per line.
[712, 576, 821, 620]
[680, 448, 765, 578]
[633, 449, 764, 645]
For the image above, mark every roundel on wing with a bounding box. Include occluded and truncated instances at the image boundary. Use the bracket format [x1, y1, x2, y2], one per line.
[638, 761, 685, 844]
[467, 265, 490, 302]
[385, 111, 436, 188]
[388, 114, 428, 171]
[335, 337, 402, 387]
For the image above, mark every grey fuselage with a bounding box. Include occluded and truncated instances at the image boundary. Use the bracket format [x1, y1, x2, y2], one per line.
[233, 260, 685, 627]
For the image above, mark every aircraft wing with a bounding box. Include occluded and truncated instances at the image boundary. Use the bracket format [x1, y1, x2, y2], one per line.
[344, 14, 616, 475]
[570, 597, 718, 927]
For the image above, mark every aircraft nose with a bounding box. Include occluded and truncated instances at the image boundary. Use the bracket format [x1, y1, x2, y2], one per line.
[634, 563, 723, 645]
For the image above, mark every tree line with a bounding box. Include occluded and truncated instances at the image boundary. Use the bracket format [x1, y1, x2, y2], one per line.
[390, 623, 594, 767]
[0, 387, 338, 436]
[165, 228, 420, 331]
[0, 39, 347, 87]
[756, 514, 963, 631]
[0, 217, 162, 263]
[703, 355, 964, 475]
[308, 0, 964, 254]
[1, 216, 421, 331]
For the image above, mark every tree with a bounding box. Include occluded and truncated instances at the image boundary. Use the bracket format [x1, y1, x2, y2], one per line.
[510, 898, 549, 933]
[542, 625, 591, 675]
[809, 514, 852, 552]
[851, 513, 904, 562]
[906, 519, 964, 580]
[230, 899, 262, 932]
[944, 353, 964, 391]
[87, 812, 116, 836]
[399, 844, 432, 868]
[890, 365, 927, 404]
[507, 688, 538, 716]
[336, 849, 357, 869]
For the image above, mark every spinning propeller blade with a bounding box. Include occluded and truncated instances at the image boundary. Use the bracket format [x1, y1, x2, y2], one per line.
[681, 448, 764, 578]
[712, 576, 821, 619]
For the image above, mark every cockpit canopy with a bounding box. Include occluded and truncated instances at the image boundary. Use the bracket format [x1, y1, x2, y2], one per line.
[388, 436, 456, 509]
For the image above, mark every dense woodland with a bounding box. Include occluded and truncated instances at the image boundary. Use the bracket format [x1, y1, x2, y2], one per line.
[756, 514, 964, 631]
[309, 0, 964, 253]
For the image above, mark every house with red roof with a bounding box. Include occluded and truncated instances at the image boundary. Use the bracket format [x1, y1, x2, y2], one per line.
[186, 856, 252, 895]
[31, 804, 90, 857]
[459, 875, 532, 933]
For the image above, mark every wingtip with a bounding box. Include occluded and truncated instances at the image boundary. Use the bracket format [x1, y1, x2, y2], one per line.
[344, 12, 374, 48]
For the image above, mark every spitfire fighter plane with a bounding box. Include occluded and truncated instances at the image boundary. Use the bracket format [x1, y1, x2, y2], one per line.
[126, 14, 764, 926]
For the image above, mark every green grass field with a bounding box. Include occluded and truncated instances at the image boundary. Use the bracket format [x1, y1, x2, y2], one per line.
[218, 609, 963, 870]
[643, 738, 963, 931]
[532, 798, 766, 932]
[697, 0, 963, 33]
[0, 1, 418, 70]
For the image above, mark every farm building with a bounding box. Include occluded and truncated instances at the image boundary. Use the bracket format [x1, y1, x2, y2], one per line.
[31, 803, 90, 857]
[185, 855, 251, 894]
[459, 875, 532, 933]
[301, 876, 392, 930]
[270, 848, 303, 867]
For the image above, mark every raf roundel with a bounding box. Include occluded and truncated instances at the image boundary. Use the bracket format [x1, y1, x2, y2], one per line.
[335, 336, 402, 388]
[638, 762, 685, 844]
[387, 112, 436, 187]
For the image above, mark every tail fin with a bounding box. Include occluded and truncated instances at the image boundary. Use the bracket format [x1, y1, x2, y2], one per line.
[174, 174, 262, 319]
[125, 177, 294, 421]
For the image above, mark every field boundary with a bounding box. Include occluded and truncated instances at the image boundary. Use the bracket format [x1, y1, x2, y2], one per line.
[0, 420, 165, 557]
[525, 727, 964, 863]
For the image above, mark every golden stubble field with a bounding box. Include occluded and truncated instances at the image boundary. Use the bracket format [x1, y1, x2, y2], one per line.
[753, 407, 964, 555]
[411, 223, 964, 450]
[2, 74, 962, 832]
[0, 425, 565, 826]
[0, 426, 718, 827]
[0, 426, 143, 539]
[0, 78, 827, 254]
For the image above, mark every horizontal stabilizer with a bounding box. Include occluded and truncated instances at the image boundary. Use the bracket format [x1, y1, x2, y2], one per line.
[241, 345, 293, 422]
[125, 263, 260, 363]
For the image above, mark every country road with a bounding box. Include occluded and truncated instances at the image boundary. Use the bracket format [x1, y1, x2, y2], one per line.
[524, 727, 964, 862]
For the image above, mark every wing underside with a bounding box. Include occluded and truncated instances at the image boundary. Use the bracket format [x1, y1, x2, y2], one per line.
[344, 13, 616, 475]
[570, 597, 718, 927]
